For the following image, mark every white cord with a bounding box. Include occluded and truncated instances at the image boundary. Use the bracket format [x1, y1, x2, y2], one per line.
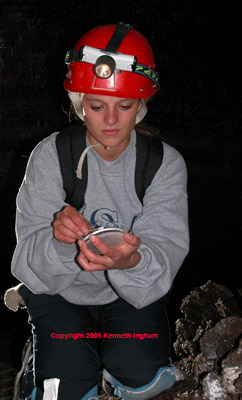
[76, 143, 101, 179]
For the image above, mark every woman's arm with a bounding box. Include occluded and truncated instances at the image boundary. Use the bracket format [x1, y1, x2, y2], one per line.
[11, 133, 85, 294]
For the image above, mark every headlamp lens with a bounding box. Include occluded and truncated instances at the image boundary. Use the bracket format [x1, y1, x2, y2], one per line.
[95, 64, 112, 78]
[94, 55, 116, 79]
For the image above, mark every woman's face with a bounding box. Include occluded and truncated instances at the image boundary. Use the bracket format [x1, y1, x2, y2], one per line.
[82, 94, 141, 160]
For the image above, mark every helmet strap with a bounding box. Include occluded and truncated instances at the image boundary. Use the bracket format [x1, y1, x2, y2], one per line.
[105, 22, 131, 52]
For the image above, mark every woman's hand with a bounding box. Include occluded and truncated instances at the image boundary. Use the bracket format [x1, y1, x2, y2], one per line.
[77, 232, 141, 271]
[53, 205, 92, 244]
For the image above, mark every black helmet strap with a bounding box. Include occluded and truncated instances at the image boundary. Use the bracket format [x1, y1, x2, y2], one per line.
[104, 22, 132, 53]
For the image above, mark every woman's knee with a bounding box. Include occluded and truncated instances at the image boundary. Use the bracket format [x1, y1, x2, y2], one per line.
[102, 339, 171, 388]
[103, 366, 175, 400]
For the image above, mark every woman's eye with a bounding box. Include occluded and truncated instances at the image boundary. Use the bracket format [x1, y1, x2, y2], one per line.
[120, 105, 132, 110]
[91, 106, 102, 111]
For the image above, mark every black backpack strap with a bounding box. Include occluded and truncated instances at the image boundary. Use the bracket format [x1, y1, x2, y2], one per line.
[135, 132, 164, 204]
[56, 122, 87, 209]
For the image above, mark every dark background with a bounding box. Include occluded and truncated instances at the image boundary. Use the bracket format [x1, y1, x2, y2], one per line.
[0, 0, 241, 366]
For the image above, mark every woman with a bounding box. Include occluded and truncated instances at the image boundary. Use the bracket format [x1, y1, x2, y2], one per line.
[11, 22, 189, 400]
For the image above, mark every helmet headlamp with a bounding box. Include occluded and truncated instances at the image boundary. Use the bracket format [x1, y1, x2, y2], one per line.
[94, 55, 115, 79]
[65, 45, 137, 75]
[65, 45, 159, 87]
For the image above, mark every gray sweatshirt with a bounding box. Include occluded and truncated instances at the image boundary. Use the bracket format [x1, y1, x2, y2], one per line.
[11, 129, 189, 309]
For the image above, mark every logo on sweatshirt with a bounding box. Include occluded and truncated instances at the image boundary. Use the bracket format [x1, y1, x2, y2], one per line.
[91, 208, 123, 229]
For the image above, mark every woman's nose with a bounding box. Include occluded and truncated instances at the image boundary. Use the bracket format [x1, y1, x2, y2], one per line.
[104, 107, 118, 125]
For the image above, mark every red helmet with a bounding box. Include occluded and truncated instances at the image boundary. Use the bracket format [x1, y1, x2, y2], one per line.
[63, 22, 159, 99]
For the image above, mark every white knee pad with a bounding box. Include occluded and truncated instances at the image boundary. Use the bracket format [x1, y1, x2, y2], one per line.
[43, 378, 60, 400]
[42, 379, 98, 400]
[103, 366, 175, 400]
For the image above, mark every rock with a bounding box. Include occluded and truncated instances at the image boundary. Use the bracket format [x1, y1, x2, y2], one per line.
[193, 353, 215, 377]
[180, 281, 240, 322]
[171, 281, 242, 399]
[174, 281, 241, 361]
[200, 317, 242, 361]
[222, 338, 242, 369]
[221, 338, 242, 396]
[202, 372, 227, 399]
[174, 281, 241, 371]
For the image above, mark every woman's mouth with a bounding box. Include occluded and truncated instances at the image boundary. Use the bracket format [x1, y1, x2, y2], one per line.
[102, 129, 120, 136]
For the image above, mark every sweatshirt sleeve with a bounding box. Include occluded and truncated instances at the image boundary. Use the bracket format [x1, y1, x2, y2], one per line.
[11, 132, 82, 294]
[107, 143, 189, 309]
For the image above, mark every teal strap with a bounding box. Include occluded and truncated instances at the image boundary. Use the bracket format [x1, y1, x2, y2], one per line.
[81, 385, 98, 400]
[25, 386, 43, 400]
